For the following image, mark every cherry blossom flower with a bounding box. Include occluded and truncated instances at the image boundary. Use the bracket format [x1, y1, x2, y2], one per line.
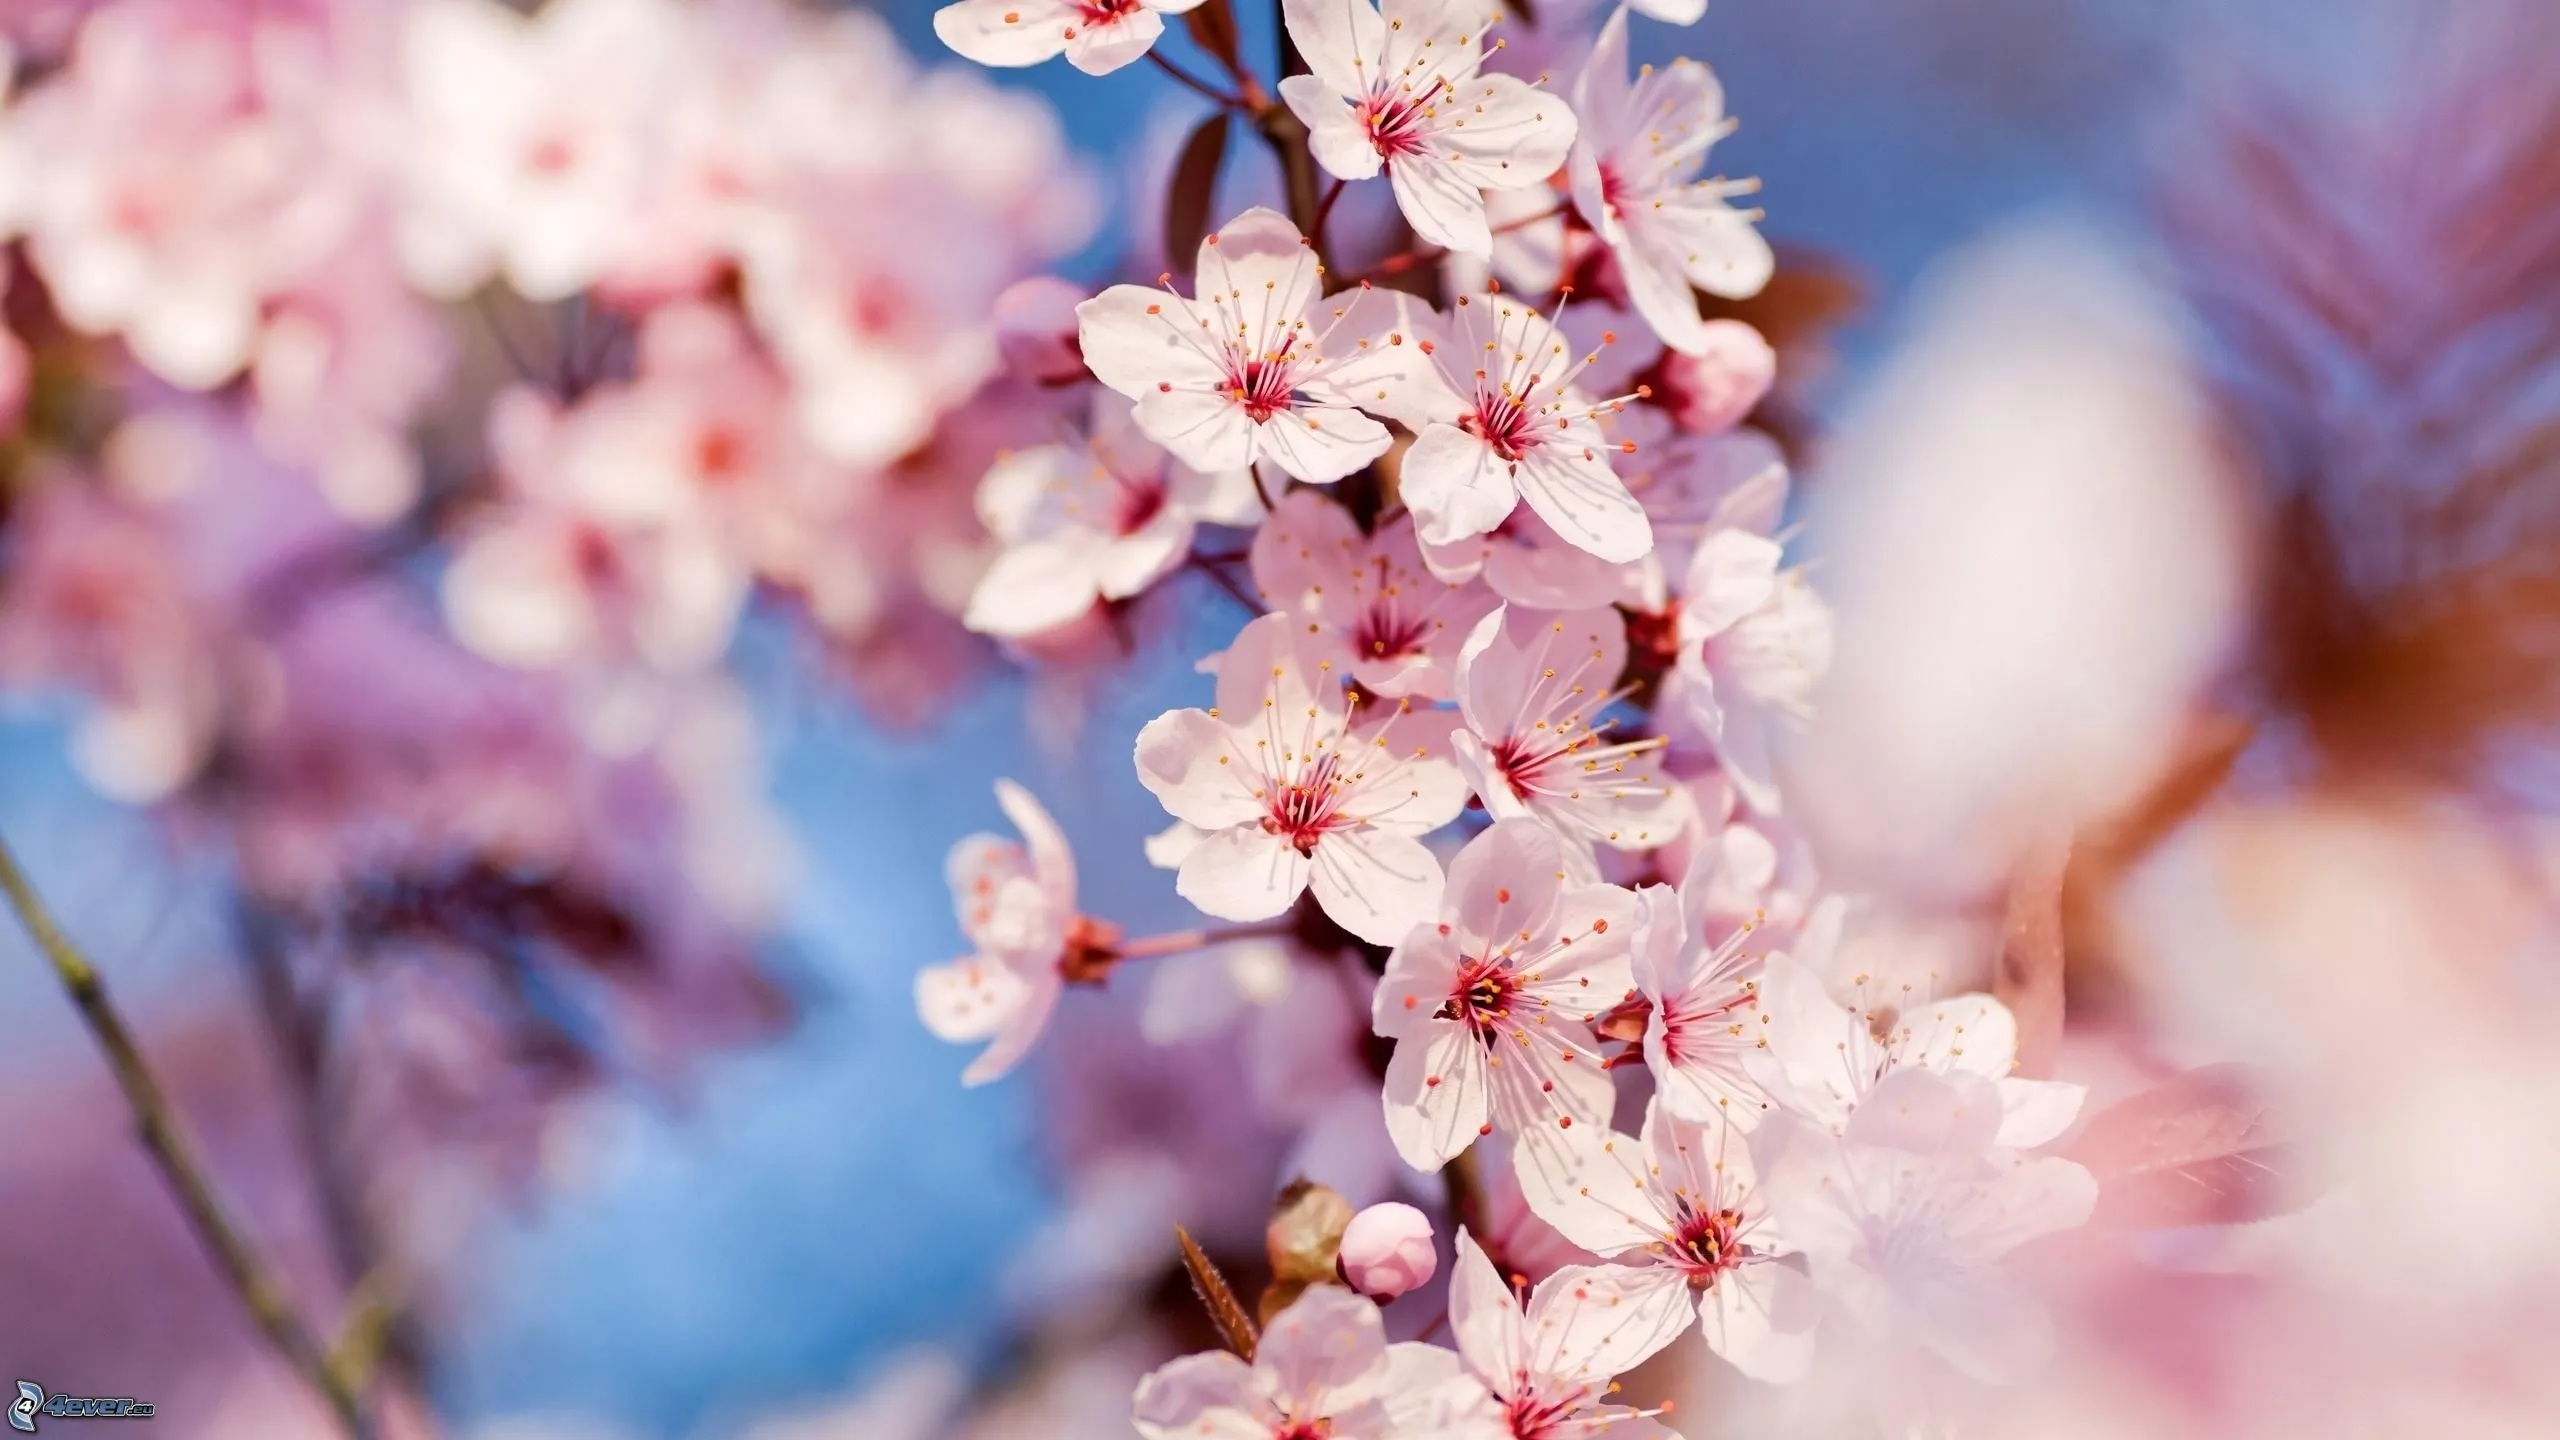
[1653, 319, 1776, 435]
[1607, 403, 1788, 609]
[966, 391, 1259, 638]
[1, 0, 367, 389]
[935, 0, 1206, 78]
[1451, 605, 1681, 879]
[915, 780, 1084, 1086]
[1278, 0, 1578, 256]
[1568, 6, 1773, 354]
[1134, 1283, 1506, 1440]
[1077, 207, 1430, 485]
[1445, 1229, 1691, 1438]
[1674, 519, 1831, 814]
[1135, 612, 1468, 944]
[1370, 819, 1635, 1174]
[1756, 1067, 2099, 1386]
[1249, 488, 1499, 701]
[398, 0, 683, 301]
[1627, 0, 1707, 24]
[1520, 1098, 1821, 1383]
[440, 388, 752, 678]
[1627, 881, 1777, 1130]
[1397, 290, 1655, 562]
[1748, 954, 2084, 1149]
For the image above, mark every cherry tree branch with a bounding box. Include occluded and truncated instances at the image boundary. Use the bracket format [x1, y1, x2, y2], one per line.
[0, 836, 376, 1439]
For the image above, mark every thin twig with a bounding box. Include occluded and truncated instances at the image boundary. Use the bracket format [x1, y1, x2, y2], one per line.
[0, 837, 374, 1439]
[1148, 50, 1247, 110]
[1190, 554, 1263, 616]
[1117, 921, 1298, 961]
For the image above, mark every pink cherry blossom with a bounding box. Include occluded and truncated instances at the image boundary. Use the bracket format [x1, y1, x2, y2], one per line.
[1568, 7, 1772, 354]
[1340, 1201, 1439, 1300]
[1370, 819, 1635, 1174]
[1674, 519, 1831, 814]
[1078, 207, 1431, 485]
[1607, 402, 1788, 608]
[2, 0, 370, 389]
[1135, 611, 1468, 944]
[1397, 290, 1655, 562]
[1520, 1098, 1821, 1383]
[1445, 1229, 1691, 1439]
[1278, 0, 1578, 256]
[1135, 1283, 1507, 1439]
[1452, 605, 1681, 875]
[1249, 487, 1499, 701]
[966, 390, 1259, 638]
[1756, 1067, 2099, 1386]
[935, 0, 1206, 78]
[915, 780, 1082, 1086]
[1627, 882, 1777, 1130]
[439, 387, 752, 678]
[397, 0, 682, 301]
[1748, 954, 2085, 1150]
[1417, 504, 1637, 612]
[1654, 319, 1777, 434]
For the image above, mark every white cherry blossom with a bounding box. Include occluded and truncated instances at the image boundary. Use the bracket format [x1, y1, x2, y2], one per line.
[1628, 880, 1776, 1130]
[1278, 0, 1578, 256]
[1519, 1098, 1820, 1383]
[1452, 604, 1681, 877]
[1675, 518, 1831, 814]
[914, 780, 1081, 1086]
[1078, 207, 1434, 484]
[1134, 612, 1468, 944]
[1749, 954, 2085, 1149]
[1755, 1067, 2099, 1386]
[1568, 6, 1773, 354]
[1134, 1283, 1508, 1439]
[1250, 487, 1499, 701]
[966, 391, 1259, 638]
[936, 0, 1207, 78]
[1397, 290, 1655, 562]
[1446, 1229, 1691, 1439]
[1371, 820, 1635, 1175]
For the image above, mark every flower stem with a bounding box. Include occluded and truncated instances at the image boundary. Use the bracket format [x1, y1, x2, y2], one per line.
[0, 835, 375, 1439]
[1147, 50, 1247, 111]
[1116, 921, 1296, 961]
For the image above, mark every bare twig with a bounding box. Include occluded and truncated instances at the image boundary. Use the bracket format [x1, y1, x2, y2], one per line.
[0, 836, 374, 1438]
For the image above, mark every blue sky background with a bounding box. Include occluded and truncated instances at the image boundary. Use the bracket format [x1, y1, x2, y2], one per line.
[0, 1, 2358, 1435]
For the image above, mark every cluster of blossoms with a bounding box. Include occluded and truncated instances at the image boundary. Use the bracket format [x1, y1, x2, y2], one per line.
[0, 0, 1091, 1297]
[913, 2, 2118, 1433]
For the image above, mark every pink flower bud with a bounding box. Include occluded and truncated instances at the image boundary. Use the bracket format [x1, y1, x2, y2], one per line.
[993, 276, 1088, 385]
[1337, 1202, 1437, 1301]
[1661, 319, 1777, 435]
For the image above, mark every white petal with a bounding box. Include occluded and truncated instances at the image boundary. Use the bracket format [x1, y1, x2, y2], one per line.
[1383, 1023, 1490, 1171]
[1401, 425, 1519, 545]
[1179, 824, 1315, 922]
[1310, 827, 1446, 946]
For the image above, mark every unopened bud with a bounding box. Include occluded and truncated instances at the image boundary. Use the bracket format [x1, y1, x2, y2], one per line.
[1661, 319, 1776, 435]
[1337, 1202, 1436, 1301]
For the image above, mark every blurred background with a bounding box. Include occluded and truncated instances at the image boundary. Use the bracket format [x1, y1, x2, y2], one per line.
[2, 0, 2553, 1436]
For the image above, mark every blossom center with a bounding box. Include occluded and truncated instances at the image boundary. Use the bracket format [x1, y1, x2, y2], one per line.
[1273, 1420, 1337, 1440]
[1669, 1198, 1746, 1288]
[1462, 388, 1541, 463]
[1113, 475, 1168, 535]
[1225, 349, 1300, 424]
[1359, 87, 1437, 162]
[1485, 734, 1552, 800]
[1440, 953, 1522, 1038]
[1075, 0, 1143, 24]
[1260, 753, 1347, 855]
[1504, 1387, 1592, 1440]
[1350, 602, 1430, 660]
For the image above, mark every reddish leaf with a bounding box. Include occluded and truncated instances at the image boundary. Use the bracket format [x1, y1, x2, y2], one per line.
[1164, 113, 1230, 279]
[2069, 1064, 2303, 1228]
[1181, 0, 1242, 78]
